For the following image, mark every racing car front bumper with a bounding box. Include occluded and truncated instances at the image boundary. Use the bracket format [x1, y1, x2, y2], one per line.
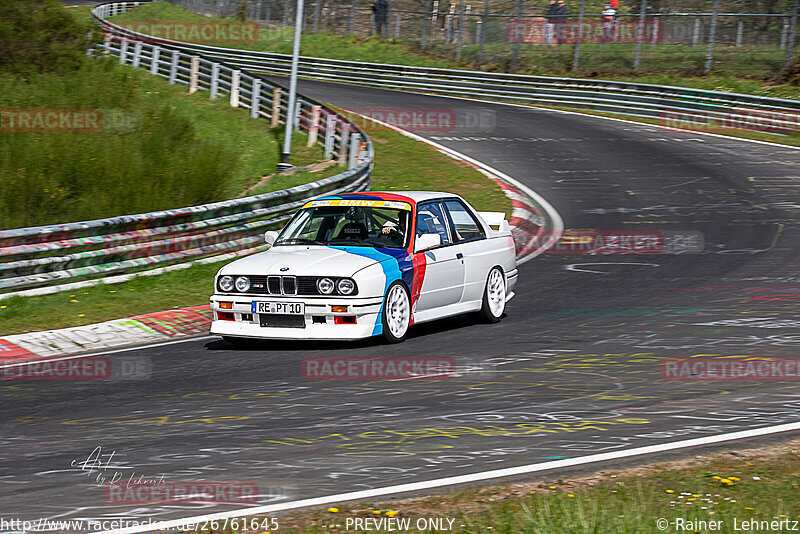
[209, 294, 384, 340]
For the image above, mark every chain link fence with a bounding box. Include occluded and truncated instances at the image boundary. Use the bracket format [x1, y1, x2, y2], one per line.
[169, 0, 799, 77]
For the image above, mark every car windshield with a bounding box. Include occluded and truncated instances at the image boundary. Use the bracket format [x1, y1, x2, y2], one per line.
[275, 201, 412, 249]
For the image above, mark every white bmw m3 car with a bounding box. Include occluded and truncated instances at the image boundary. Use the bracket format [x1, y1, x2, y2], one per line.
[210, 191, 517, 344]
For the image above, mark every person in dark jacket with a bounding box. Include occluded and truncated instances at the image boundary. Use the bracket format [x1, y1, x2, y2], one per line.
[371, 0, 390, 35]
[553, 0, 568, 44]
[544, 0, 559, 44]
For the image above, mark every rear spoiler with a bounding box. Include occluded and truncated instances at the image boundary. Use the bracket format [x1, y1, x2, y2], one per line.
[477, 211, 510, 233]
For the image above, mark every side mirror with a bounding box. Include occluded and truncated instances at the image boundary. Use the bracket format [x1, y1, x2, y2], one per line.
[264, 230, 279, 246]
[414, 233, 441, 253]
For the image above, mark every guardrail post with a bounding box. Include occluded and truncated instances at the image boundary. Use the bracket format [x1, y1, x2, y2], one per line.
[313, 1, 322, 31]
[788, 0, 799, 67]
[132, 41, 142, 67]
[210, 63, 220, 99]
[307, 105, 321, 146]
[735, 18, 743, 47]
[691, 18, 701, 47]
[704, 0, 720, 74]
[323, 6, 329, 30]
[230, 69, 241, 107]
[271, 87, 282, 127]
[337, 123, 349, 165]
[347, 0, 356, 34]
[348, 133, 360, 169]
[189, 55, 200, 93]
[324, 114, 336, 158]
[477, 0, 488, 61]
[455, 0, 466, 60]
[169, 50, 180, 84]
[780, 17, 789, 50]
[571, 0, 586, 71]
[421, 0, 431, 48]
[395, 13, 401, 38]
[633, 0, 647, 71]
[119, 39, 128, 64]
[294, 99, 302, 130]
[511, 0, 523, 69]
[150, 46, 161, 75]
[251, 79, 262, 119]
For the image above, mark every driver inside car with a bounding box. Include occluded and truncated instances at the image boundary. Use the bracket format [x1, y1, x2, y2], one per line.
[378, 220, 404, 245]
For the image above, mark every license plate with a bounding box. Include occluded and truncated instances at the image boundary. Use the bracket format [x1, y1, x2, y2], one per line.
[251, 301, 305, 315]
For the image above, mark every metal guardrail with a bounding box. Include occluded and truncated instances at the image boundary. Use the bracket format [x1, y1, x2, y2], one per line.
[0, 0, 374, 294]
[115, 33, 799, 133]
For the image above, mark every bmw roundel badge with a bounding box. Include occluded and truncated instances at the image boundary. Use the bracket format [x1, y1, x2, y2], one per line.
[280, 267, 289, 272]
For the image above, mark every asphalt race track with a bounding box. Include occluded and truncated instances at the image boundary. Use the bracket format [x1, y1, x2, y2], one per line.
[2, 78, 800, 527]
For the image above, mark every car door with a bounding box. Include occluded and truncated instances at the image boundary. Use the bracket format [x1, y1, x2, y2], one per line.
[442, 199, 492, 304]
[413, 201, 465, 314]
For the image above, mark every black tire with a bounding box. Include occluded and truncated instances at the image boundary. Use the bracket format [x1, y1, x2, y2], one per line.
[381, 281, 411, 344]
[477, 267, 506, 323]
[222, 336, 260, 348]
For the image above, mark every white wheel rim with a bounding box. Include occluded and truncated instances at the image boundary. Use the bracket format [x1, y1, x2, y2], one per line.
[487, 269, 506, 317]
[386, 285, 410, 338]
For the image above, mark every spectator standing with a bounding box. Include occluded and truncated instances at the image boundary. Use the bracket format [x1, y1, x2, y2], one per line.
[601, 2, 618, 42]
[372, 0, 390, 35]
[553, 0, 568, 44]
[544, 0, 559, 45]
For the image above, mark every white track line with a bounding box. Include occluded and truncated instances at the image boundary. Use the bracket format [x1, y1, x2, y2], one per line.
[345, 111, 565, 265]
[0, 335, 214, 370]
[97, 421, 800, 534]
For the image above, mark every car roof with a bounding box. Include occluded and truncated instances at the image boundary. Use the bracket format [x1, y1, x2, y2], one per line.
[318, 191, 460, 203]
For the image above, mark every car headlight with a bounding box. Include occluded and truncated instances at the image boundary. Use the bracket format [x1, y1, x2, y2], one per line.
[235, 276, 250, 292]
[219, 275, 234, 292]
[337, 278, 355, 295]
[317, 277, 335, 295]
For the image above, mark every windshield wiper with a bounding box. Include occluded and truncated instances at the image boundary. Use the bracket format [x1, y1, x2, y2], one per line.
[327, 239, 371, 246]
[277, 238, 325, 245]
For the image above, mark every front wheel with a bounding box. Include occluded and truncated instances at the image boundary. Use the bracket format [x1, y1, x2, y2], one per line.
[381, 281, 411, 343]
[477, 267, 506, 323]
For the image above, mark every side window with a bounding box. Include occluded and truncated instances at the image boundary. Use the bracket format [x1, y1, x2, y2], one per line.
[416, 202, 452, 247]
[443, 200, 485, 242]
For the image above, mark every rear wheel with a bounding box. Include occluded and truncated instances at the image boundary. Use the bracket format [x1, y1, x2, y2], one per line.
[381, 281, 411, 343]
[478, 267, 506, 323]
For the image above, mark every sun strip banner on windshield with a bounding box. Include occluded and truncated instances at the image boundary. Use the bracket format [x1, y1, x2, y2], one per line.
[302, 199, 412, 210]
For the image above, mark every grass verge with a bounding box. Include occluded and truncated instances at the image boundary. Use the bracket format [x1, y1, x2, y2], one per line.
[187, 438, 800, 533]
[0, 55, 328, 228]
[0, 260, 225, 335]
